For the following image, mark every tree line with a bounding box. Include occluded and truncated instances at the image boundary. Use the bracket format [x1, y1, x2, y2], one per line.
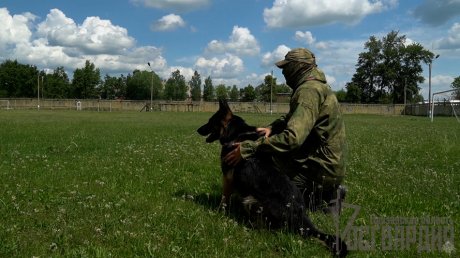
[1, 30, 458, 103]
[339, 30, 460, 104]
[0, 59, 291, 102]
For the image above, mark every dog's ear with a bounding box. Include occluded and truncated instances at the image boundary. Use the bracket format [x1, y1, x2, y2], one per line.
[218, 99, 232, 115]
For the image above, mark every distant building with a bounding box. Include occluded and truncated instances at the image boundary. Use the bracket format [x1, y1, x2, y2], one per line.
[276, 92, 291, 103]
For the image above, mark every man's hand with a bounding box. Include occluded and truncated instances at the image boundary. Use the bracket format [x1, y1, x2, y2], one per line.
[256, 127, 271, 137]
[223, 142, 242, 166]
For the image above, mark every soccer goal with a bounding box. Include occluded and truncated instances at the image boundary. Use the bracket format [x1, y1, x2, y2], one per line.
[431, 89, 460, 122]
[0, 100, 12, 110]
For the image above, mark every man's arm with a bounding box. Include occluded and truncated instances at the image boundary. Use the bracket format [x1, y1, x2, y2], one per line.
[239, 87, 322, 158]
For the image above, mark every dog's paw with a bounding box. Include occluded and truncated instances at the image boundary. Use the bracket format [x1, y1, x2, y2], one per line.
[218, 195, 230, 213]
[218, 201, 229, 213]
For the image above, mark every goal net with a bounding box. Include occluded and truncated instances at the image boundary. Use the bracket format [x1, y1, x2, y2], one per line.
[0, 100, 12, 110]
[431, 89, 460, 122]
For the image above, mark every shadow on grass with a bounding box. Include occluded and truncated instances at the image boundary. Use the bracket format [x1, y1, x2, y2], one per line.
[172, 188, 348, 257]
[174, 186, 254, 227]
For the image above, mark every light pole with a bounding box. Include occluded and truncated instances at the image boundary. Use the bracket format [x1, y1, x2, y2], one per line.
[37, 74, 40, 110]
[147, 62, 153, 111]
[428, 54, 440, 118]
[37, 73, 43, 110]
[270, 70, 273, 115]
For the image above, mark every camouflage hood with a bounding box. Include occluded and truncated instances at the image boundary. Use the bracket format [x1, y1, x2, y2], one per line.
[276, 48, 327, 90]
[282, 62, 327, 91]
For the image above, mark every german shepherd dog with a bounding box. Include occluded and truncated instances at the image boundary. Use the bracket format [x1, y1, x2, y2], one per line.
[197, 100, 347, 257]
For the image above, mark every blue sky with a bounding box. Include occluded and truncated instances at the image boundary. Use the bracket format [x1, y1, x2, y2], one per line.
[1, 0, 460, 100]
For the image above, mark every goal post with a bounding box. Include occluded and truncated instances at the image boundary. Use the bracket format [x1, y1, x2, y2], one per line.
[431, 89, 460, 122]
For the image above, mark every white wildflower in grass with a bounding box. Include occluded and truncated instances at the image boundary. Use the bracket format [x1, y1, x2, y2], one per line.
[442, 241, 456, 255]
[95, 227, 103, 234]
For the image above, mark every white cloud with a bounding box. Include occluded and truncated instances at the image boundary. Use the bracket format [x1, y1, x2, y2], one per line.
[37, 9, 135, 55]
[195, 54, 244, 78]
[434, 23, 460, 50]
[264, 0, 393, 28]
[0, 8, 35, 46]
[151, 14, 186, 31]
[294, 31, 316, 45]
[96, 46, 167, 72]
[313, 39, 366, 87]
[12, 39, 78, 68]
[261, 41, 365, 88]
[431, 74, 455, 88]
[313, 40, 364, 63]
[0, 8, 170, 77]
[404, 37, 415, 46]
[245, 73, 267, 86]
[159, 66, 195, 82]
[325, 74, 337, 86]
[205, 26, 260, 56]
[261, 45, 291, 67]
[130, 0, 210, 12]
[419, 74, 455, 99]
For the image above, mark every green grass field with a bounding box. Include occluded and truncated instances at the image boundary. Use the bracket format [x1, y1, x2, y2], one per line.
[0, 110, 458, 257]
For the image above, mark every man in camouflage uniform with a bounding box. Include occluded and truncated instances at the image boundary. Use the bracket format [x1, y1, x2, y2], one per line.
[225, 48, 346, 211]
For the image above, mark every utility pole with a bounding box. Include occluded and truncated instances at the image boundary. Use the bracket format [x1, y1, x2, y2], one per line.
[428, 54, 440, 118]
[270, 70, 273, 115]
[147, 62, 153, 111]
[37, 74, 40, 110]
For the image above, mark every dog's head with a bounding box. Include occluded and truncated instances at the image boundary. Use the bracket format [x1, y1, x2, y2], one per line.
[197, 99, 233, 143]
[197, 100, 259, 145]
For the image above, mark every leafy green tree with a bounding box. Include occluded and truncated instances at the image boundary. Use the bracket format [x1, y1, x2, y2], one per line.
[241, 84, 256, 102]
[350, 35, 382, 103]
[126, 70, 147, 100]
[0, 60, 38, 97]
[147, 71, 163, 100]
[101, 74, 124, 99]
[348, 31, 433, 103]
[71, 60, 101, 99]
[256, 74, 277, 102]
[164, 69, 187, 100]
[189, 70, 202, 101]
[335, 89, 347, 102]
[202, 76, 214, 101]
[126, 70, 162, 100]
[116, 74, 128, 99]
[229, 85, 239, 101]
[45, 66, 70, 99]
[345, 82, 362, 103]
[452, 76, 460, 99]
[102, 74, 127, 99]
[413, 93, 424, 103]
[215, 84, 228, 100]
[276, 83, 291, 94]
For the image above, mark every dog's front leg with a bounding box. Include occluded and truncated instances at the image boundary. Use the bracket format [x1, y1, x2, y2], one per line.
[219, 169, 234, 212]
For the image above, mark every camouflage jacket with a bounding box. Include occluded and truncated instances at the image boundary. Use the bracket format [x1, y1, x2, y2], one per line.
[240, 68, 346, 188]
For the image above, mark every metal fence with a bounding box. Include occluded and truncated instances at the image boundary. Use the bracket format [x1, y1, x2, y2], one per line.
[404, 103, 460, 117]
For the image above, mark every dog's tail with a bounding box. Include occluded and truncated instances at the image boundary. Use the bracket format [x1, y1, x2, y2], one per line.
[300, 225, 348, 257]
